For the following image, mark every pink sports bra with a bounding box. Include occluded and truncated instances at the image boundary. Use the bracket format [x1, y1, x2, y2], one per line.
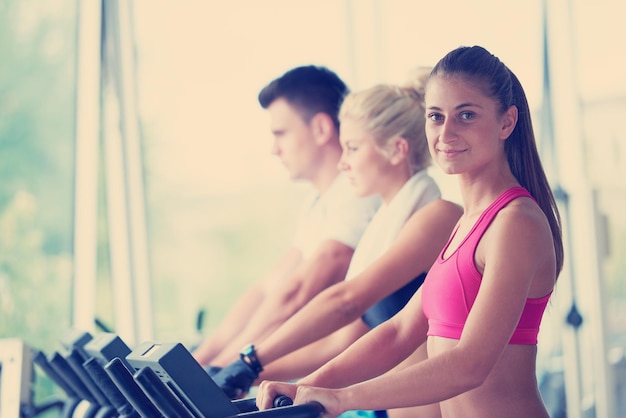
[422, 187, 552, 345]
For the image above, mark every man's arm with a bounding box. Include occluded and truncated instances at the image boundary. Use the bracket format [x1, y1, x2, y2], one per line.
[192, 246, 303, 366]
[192, 282, 263, 366]
[210, 239, 354, 367]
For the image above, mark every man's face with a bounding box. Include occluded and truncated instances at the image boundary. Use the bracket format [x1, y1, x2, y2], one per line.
[266, 98, 319, 181]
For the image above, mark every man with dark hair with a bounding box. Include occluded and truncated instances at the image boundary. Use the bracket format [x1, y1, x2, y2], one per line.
[192, 66, 380, 385]
[258, 65, 346, 128]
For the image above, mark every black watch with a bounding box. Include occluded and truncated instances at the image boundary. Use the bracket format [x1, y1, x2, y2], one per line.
[239, 344, 263, 374]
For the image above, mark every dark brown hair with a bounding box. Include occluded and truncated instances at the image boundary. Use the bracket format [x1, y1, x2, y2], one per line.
[431, 46, 563, 275]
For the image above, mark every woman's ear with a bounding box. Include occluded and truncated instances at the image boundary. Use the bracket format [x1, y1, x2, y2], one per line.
[500, 105, 518, 140]
[389, 137, 409, 164]
[310, 112, 335, 145]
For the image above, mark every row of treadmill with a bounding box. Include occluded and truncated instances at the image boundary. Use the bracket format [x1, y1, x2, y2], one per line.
[29, 330, 324, 418]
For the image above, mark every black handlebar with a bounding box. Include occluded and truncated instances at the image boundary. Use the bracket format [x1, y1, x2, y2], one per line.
[272, 395, 294, 408]
[230, 402, 324, 417]
[228, 396, 324, 418]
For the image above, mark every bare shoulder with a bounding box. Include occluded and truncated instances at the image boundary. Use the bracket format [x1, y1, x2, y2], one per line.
[392, 200, 463, 253]
[419, 198, 464, 221]
[483, 196, 556, 294]
[485, 197, 553, 257]
[312, 239, 356, 262]
[399, 199, 462, 237]
[494, 196, 551, 238]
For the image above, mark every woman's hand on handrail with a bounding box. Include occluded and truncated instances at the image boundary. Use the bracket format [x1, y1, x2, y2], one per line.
[257, 380, 345, 417]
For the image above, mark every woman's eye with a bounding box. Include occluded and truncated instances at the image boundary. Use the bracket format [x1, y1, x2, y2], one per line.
[460, 112, 474, 120]
[427, 113, 442, 121]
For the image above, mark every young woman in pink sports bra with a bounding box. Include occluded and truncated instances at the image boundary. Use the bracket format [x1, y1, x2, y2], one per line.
[256, 45, 564, 418]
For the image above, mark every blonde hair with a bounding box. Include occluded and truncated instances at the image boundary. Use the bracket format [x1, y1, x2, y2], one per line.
[339, 66, 433, 174]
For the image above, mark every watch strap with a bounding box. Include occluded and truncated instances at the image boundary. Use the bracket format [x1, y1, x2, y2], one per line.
[239, 344, 263, 374]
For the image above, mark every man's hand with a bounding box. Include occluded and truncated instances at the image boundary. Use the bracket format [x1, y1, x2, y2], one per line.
[211, 359, 258, 399]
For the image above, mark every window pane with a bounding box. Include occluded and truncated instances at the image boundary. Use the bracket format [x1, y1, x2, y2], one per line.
[0, 0, 76, 354]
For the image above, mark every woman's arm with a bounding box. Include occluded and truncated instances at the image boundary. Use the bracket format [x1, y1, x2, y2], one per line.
[260, 200, 555, 413]
[256, 290, 429, 411]
[304, 287, 430, 388]
[258, 319, 368, 382]
[255, 199, 462, 368]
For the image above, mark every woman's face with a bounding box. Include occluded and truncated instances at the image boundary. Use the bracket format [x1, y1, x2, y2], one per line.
[338, 117, 393, 198]
[424, 75, 516, 177]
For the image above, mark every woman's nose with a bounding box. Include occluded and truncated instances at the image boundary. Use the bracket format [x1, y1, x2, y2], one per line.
[270, 140, 280, 155]
[337, 155, 349, 171]
[439, 119, 458, 143]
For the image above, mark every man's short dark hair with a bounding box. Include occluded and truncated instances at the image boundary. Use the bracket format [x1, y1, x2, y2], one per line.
[258, 65, 349, 129]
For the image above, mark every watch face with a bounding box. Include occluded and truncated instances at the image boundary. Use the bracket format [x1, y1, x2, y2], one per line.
[241, 344, 254, 356]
